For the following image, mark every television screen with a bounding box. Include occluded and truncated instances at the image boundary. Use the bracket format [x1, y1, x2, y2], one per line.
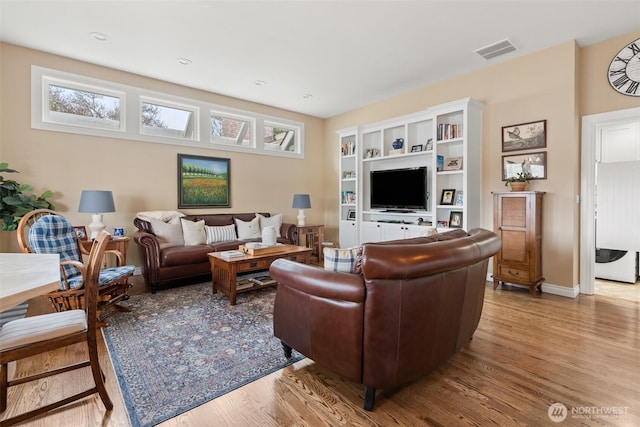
[370, 167, 428, 211]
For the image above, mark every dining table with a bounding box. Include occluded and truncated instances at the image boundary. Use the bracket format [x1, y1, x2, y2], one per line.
[0, 253, 60, 312]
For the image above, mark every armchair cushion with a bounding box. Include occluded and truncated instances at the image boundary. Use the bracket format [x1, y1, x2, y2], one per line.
[28, 214, 82, 288]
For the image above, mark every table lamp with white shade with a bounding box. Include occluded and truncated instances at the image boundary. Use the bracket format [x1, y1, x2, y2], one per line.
[292, 193, 311, 226]
[78, 190, 115, 239]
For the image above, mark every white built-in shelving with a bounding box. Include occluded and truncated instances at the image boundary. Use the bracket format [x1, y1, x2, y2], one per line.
[337, 98, 484, 247]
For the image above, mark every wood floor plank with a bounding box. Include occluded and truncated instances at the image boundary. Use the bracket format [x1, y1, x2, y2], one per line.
[2, 283, 638, 426]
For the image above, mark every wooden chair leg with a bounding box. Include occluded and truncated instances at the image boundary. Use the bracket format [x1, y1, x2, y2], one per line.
[86, 340, 112, 410]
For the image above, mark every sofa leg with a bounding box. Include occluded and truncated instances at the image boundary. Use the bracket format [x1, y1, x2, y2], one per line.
[282, 341, 292, 359]
[151, 284, 158, 294]
[364, 386, 376, 411]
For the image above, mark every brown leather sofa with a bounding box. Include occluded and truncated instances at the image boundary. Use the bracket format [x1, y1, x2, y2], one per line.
[269, 228, 501, 410]
[134, 213, 297, 293]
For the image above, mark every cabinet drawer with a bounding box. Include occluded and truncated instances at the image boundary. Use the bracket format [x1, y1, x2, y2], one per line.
[287, 255, 305, 262]
[497, 265, 530, 282]
[237, 260, 269, 272]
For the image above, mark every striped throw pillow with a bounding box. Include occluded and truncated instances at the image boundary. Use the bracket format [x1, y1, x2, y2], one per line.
[206, 224, 238, 244]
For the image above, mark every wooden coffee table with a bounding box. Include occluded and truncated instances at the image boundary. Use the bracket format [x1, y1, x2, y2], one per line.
[208, 244, 312, 305]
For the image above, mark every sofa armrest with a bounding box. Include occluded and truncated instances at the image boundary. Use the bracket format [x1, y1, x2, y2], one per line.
[280, 223, 298, 244]
[133, 230, 162, 285]
[270, 259, 365, 383]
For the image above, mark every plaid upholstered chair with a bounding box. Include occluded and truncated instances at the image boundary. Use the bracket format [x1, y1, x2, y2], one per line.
[16, 209, 134, 321]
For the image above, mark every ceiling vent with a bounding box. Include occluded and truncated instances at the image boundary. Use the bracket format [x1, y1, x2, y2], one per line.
[474, 38, 517, 60]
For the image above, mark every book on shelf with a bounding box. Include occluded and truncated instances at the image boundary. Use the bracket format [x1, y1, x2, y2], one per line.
[218, 250, 245, 259]
[237, 271, 277, 287]
[437, 123, 462, 140]
[437, 155, 444, 171]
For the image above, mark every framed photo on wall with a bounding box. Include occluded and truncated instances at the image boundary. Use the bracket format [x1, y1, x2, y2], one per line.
[502, 119, 546, 152]
[178, 154, 231, 208]
[502, 151, 547, 181]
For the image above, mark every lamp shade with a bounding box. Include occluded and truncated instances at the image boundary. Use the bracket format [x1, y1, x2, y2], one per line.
[292, 194, 311, 209]
[78, 190, 116, 214]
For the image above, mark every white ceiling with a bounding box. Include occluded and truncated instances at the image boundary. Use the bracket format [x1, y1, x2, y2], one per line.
[1, 1, 639, 118]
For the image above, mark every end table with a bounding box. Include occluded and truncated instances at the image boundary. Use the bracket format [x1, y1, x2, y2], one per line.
[295, 225, 324, 262]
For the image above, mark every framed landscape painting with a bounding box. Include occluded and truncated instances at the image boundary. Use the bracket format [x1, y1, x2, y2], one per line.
[178, 154, 230, 208]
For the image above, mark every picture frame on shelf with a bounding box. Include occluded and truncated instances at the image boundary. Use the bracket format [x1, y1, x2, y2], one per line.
[437, 155, 444, 171]
[347, 210, 356, 221]
[365, 148, 380, 159]
[454, 191, 464, 206]
[502, 119, 546, 152]
[440, 189, 455, 205]
[425, 138, 433, 151]
[411, 144, 423, 153]
[502, 151, 547, 181]
[437, 220, 448, 228]
[178, 153, 230, 208]
[73, 225, 88, 241]
[449, 211, 463, 228]
[443, 156, 463, 171]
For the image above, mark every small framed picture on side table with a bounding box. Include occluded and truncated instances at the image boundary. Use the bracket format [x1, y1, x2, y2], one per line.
[73, 225, 88, 241]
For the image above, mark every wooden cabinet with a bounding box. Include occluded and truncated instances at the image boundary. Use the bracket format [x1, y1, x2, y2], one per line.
[493, 191, 544, 296]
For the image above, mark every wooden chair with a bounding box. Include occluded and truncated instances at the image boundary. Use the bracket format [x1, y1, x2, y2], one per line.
[16, 209, 133, 320]
[0, 230, 113, 425]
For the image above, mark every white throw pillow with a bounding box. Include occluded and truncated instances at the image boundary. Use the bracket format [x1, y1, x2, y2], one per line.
[181, 219, 206, 246]
[256, 213, 282, 237]
[235, 216, 261, 239]
[205, 224, 238, 244]
[323, 247, 359, 273]
[150, 217, 184, 249]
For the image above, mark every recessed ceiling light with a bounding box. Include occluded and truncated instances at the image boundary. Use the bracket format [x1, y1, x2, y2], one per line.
[303, 93, 313, 99]
[254, 80, 266, 86]
[177, 58, 192, 66]
[90, 32, 109, 42]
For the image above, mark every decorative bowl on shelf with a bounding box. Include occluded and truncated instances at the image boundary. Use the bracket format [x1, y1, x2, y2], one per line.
[392, 138, 404, 149]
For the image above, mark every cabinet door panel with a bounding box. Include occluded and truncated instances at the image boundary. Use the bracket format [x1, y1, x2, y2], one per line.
[501, 197, 527, 228]
[500, 230, 528, 263]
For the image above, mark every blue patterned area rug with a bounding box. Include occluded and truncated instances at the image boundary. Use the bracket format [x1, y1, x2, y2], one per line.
[103, 282, 302, 427]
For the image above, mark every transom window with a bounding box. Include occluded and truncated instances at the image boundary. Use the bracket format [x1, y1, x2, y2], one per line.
[44, 80, 124, 131]
[140, 98, 197, 140]
[32, 66, 304, 158]
[210, 111, 254, 147]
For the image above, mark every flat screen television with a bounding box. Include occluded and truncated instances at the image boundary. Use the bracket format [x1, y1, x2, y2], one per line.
[370, 166, 428, 211]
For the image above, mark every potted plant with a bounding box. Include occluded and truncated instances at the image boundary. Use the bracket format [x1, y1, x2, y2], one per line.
[504, 171, 532, 192]
[0, 162, 55, 231]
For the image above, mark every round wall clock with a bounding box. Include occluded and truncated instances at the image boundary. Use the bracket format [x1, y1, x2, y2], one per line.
[608, 37, 640, 97]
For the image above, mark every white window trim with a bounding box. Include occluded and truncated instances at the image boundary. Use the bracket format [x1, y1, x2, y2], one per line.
[31, 66, 305, 159]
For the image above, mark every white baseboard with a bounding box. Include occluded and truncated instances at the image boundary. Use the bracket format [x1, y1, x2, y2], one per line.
[486, 273, 579, 298]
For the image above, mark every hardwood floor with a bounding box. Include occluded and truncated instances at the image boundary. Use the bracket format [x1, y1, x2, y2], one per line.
[2, 281, 638, 426]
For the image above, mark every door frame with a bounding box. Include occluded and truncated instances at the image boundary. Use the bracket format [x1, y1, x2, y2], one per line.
[580, 107, 640, 294]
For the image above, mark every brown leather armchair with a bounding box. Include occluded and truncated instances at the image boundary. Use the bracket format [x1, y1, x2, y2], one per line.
[270, 228, 501, 410]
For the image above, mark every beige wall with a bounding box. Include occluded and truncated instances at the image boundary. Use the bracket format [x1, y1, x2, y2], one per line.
[325, 30, 640, 290]
[0, 43, 326, 267]
[2, 30, 638, 289]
